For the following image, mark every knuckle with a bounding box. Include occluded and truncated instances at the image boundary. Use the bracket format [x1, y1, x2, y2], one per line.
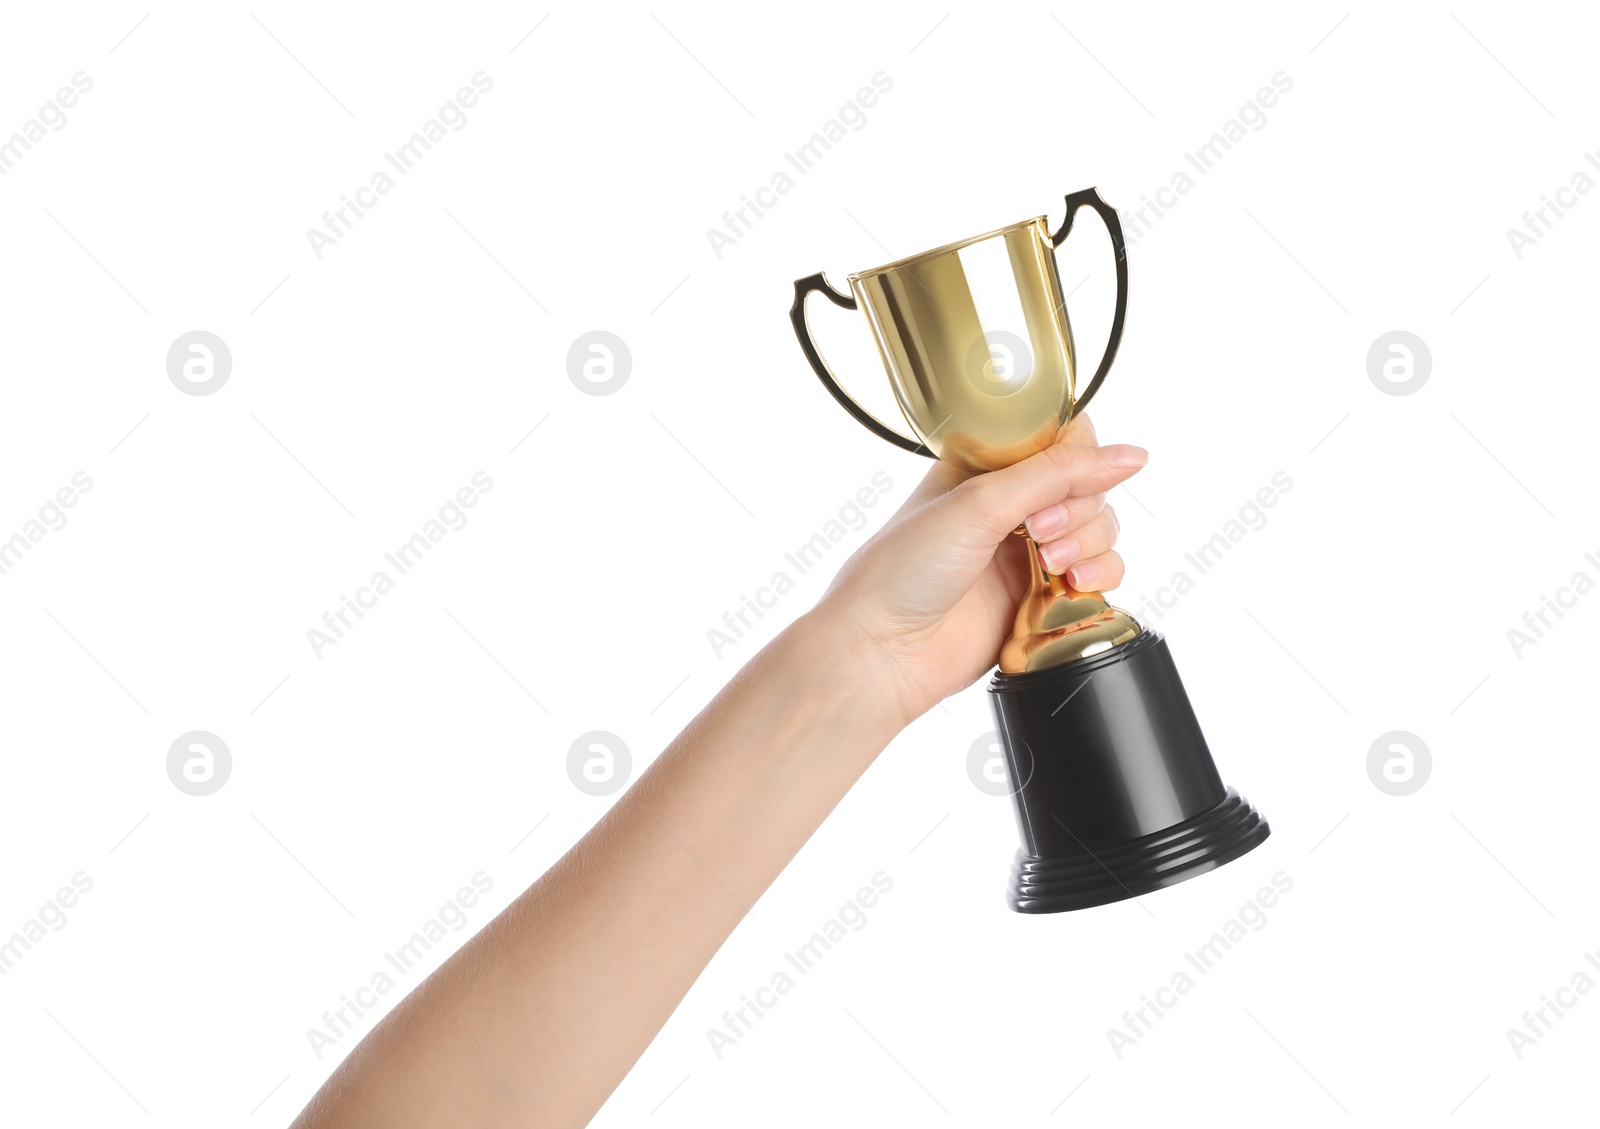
[963, 473, 1004, 511]
[1044, 439, 1081, 477]
[953, 474, 1010, 531]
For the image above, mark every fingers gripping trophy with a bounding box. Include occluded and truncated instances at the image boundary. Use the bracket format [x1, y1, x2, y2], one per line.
[789, 189, 1269, 913]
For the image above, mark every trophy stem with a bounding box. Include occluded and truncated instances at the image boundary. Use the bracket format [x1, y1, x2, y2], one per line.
[999, 528, 1142, 673]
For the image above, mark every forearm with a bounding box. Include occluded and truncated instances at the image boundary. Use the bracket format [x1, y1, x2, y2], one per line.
[292, 608, 909, 1128]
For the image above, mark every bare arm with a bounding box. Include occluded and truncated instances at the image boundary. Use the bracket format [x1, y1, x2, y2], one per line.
[291, 416, 1146, 1128]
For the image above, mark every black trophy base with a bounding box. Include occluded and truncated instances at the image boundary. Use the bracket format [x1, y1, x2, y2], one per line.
[989, 629, 1269, 914]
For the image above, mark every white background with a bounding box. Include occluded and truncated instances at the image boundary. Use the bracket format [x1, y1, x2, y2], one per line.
[0, 2, 1594, 1125]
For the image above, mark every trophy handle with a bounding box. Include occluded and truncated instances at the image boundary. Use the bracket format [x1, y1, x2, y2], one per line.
[1051, 187, 1129, 416]
[790, 272, 936, 458]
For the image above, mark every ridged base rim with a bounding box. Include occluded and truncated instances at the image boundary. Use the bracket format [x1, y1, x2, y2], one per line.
[1010, 788, 1270, 913]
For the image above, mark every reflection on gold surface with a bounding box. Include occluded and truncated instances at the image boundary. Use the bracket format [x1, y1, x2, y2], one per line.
[935, 420, 1062, 475]
[843, 212, 1143, 672]
[848, 216, 1075, 474]
[999, 533, 1142, 673]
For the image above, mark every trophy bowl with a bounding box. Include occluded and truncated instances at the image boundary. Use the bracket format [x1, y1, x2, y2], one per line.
[847, 214, 1077, 474]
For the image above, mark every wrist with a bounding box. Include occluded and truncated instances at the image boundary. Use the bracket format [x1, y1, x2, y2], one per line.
[790, 600, 927, 740]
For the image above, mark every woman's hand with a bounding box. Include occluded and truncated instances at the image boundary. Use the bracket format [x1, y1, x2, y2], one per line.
[290, 412, 1146, 1129]
[813, 414, 1148, 722]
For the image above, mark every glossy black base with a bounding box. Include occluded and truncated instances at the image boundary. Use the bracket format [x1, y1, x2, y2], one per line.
[989, 630, 1269, 914]
[1009, 787, 1268, 912]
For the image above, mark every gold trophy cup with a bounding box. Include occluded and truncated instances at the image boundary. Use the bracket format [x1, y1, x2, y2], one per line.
[790, 189, 1269, 913]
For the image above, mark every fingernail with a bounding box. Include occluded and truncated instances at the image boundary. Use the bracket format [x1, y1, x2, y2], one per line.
[1105, 445, 1148, 468]
[1039, 537, 1080, 573]
[1025, 503, 1068, 540]
[1068, 560, 1101, 589]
